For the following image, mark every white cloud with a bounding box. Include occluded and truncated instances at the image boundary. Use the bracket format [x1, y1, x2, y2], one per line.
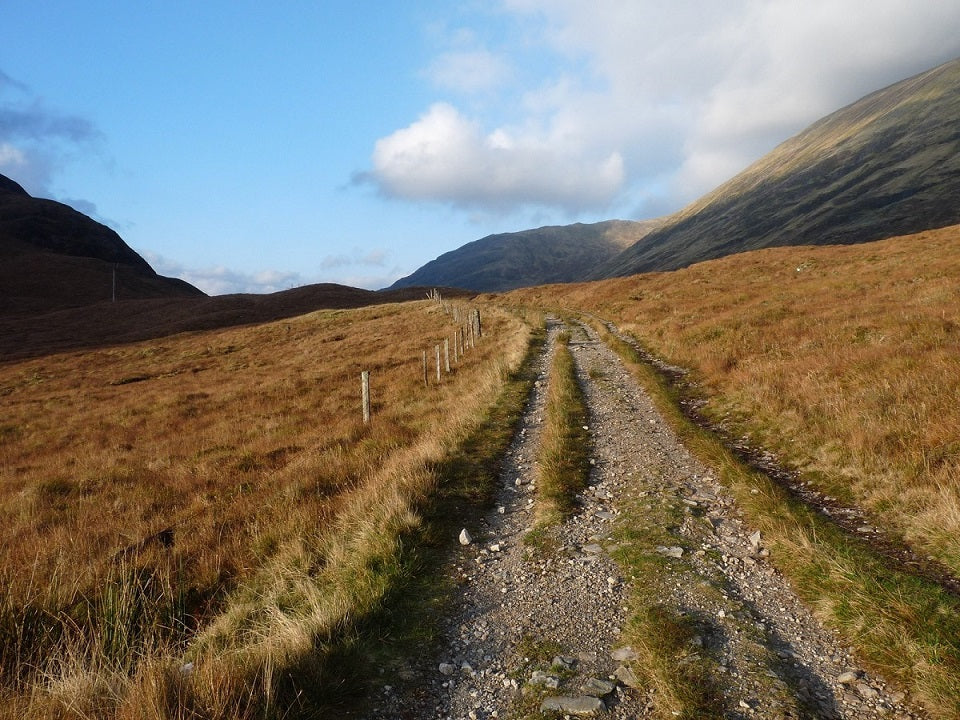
[320, 248, 388, 270]
[366, 1, 960, 218]
[142, 248, 397, 296]
[0, 70, 102, 196]
[370, 102, 624, 212]
[0, 141, 26, 168]
[143, 251, 303, 296]
[425, 49, 511, 93]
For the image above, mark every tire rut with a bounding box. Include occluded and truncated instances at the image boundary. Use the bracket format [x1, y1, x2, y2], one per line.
[567, 320, 926, 720]
[367, 319, 927, 719]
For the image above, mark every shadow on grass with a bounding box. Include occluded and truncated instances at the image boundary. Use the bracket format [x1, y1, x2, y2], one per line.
[252, 326, 547, 718]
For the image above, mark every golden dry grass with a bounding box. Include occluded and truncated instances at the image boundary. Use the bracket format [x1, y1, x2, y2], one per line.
[599, 322, 960, 717]
[510, 224, 960, 577]
[0, 297, 532, 718]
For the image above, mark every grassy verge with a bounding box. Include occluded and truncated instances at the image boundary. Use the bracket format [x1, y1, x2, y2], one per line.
[596, 321, 960, 719]
[153, 323, 548, 720]
[0, 301, 538, 719]
[533, 330, 591, 527]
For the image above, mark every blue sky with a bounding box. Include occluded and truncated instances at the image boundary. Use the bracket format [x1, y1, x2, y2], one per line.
[2, 1, 960, 294]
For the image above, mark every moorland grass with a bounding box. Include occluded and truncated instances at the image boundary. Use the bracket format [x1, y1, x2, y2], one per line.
[0, 298, 534, 718]
[597, 323, 960, 718]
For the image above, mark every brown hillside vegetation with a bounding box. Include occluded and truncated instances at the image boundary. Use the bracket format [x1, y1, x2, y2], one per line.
[510, 224, 960, 579]
[595, 58, 960, 277]
[0, 297, 532, 718]
[0, 283, 467, 361]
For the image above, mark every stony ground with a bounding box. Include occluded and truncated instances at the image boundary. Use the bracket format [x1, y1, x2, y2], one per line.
[366, 320, 928, 719]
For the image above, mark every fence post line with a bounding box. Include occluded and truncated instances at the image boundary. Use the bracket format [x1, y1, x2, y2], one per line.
[435, 344, 441, 384]
[361, 370, 371, 425]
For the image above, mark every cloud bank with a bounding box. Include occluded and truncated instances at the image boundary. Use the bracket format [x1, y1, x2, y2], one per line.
[144, 248, 395, 296]
[365, 1, 960, 218]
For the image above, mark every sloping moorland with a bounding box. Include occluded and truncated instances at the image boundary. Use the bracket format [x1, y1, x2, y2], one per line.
[0, 296, 535, 718]
[594, 58, 960, 278]
[0, 282, 470, 361]
[512, 224, 960, 581]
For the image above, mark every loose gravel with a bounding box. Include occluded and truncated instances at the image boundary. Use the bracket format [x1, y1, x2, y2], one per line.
[367, 320, 928, 719]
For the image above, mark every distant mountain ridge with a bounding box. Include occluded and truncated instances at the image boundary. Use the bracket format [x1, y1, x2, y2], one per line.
[0, 173, 203, 314]
[595, 57, 960, 277]
[396, 57, 960, 289]
[388, 219, 663, 292]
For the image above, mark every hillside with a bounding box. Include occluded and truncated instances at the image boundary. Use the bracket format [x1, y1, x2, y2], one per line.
[0, 173, 203, 314]
[0, 282, 468, 360]
[388, 219, 662, 292]
[510, 223, 960, 586]
[595, 57, 960, 277]
[0, 295, 533, 718]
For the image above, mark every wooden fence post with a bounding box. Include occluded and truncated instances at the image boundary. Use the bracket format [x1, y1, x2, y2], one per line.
[452, 333, 458, 364]
[435, 344, 441, 384]
[444, 338, 451, 373]
[361, 371, 370, 424]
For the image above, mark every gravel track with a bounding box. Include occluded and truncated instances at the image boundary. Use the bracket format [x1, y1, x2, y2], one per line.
[368, 320, 928, 719]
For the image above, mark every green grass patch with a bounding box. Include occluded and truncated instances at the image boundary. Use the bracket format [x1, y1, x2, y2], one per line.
[533, 330, 591, 526]
[608, 478, 729, 718]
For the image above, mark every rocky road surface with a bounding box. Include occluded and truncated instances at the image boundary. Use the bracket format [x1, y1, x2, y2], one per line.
[367, 320, 927, 719]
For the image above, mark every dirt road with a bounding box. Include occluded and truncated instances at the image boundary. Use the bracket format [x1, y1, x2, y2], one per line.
[369, 320, 925, 719]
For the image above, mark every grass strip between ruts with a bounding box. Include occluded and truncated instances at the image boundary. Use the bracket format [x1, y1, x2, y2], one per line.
[533, 328, 592, 527]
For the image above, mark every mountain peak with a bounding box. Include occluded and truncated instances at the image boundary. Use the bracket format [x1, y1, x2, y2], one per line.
[389, 219, 664, 293]
[0, 174, 28, 196]
[0, 172, 203, 314]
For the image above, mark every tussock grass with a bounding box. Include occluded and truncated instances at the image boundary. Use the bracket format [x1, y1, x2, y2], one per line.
[0, 298, 535, 718]
[597, 323, 960, 718]
[610, 487, 729, 718]
[534, 330, 591, 526]
[511, 225, 960, 577]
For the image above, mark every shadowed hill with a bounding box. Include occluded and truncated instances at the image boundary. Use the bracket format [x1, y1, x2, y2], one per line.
[595, 57, 960, 277]
[388, 219, 663, 292]
[0, 283, 468, 361]
[0, 173, 203, 313]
